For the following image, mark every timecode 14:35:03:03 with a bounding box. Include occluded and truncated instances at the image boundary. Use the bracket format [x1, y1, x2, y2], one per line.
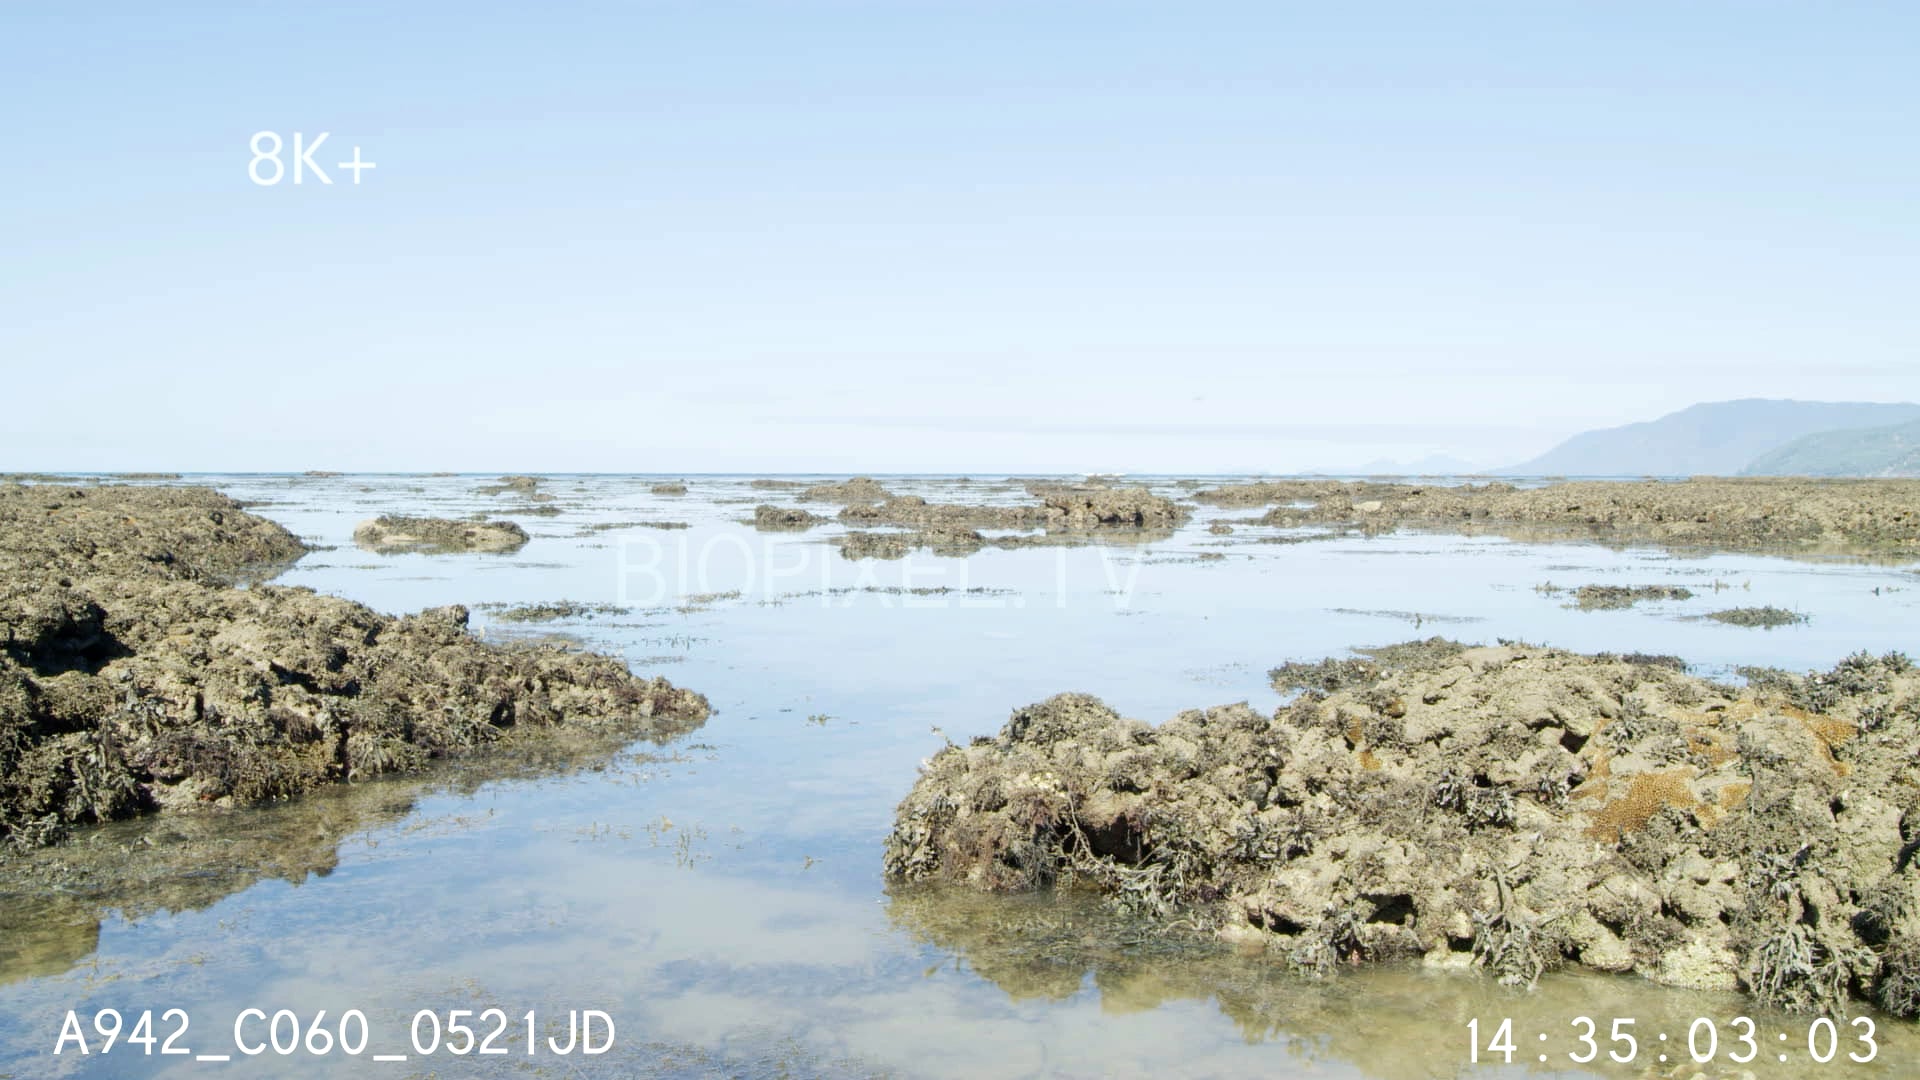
[1468, 1015, 1877, 1067]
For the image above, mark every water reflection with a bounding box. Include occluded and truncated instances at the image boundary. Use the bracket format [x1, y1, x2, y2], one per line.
[888, 885, 1913, 1079]
[0, 727, 697, 987]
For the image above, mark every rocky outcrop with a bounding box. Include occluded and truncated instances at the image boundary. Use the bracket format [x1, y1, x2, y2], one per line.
[885, 641, 1920, 1015]
[0, 484, 707, 853]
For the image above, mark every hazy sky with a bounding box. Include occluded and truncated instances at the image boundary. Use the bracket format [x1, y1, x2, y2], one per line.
[3, 2, 1915, 473]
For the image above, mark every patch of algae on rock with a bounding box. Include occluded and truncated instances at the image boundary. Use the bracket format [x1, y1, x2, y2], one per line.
[0, 483, 709, 854]
[885, 641, 1920, 1015]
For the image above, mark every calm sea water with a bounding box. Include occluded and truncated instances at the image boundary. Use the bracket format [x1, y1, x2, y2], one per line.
[2, 473, 1916, 1079]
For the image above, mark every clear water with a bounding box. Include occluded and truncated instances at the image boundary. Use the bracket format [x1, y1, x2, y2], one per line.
[2, 473, 1916, 1078]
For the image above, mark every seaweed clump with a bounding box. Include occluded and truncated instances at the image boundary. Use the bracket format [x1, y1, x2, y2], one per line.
[1708, 606, 1808, 628]
[1540, 584, 1694, 610]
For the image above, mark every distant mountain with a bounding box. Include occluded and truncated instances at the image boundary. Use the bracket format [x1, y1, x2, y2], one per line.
[1744, 418, 1920, 477]
[1499, 399, 1920, 477]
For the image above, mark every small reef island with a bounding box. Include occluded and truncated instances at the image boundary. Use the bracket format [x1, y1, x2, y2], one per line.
[0, 482, 708, 851]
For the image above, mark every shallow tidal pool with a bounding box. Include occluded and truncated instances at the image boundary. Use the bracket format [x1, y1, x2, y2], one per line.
[3, 473, 1917, 1079]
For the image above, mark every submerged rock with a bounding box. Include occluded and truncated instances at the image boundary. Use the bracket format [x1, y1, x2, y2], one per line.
[352, 515, 530, 553]
[884, 642, 1920, 1015]
[0, 485, 708, 854]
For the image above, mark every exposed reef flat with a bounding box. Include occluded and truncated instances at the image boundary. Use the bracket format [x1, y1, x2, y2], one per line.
[1191, 477, 1920, 556]
[0, 484, 707, 854]
[886, 641, 1920, 1015]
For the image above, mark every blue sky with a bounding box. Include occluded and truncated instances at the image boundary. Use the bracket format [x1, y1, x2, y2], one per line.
[3, 2, 1915, 473]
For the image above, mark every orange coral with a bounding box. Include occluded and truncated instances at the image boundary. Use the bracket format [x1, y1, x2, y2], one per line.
[1584, 768, 1699, 842]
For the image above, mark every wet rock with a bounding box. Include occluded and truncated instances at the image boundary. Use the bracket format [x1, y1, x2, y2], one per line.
[649, 482, 688, 496]
[884, 643, 1920, 1015]
[352, 515, 529, 554]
